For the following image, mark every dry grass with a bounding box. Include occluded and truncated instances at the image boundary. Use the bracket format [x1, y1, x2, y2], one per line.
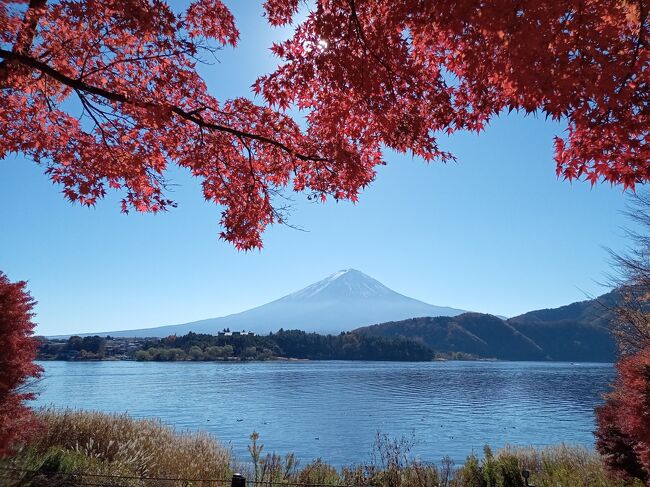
[4, 408, 232, 486]
[1, 410, 646, 487]
[500, 444, 645, 487]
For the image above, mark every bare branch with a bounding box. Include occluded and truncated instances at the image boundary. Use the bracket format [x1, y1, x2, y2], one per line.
[607, 190, 650, 355]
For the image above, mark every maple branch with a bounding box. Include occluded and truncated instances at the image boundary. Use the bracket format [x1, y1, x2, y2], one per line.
[15, 0, 48, 53]
[80, 49, 195, 79]
[346, 0, 408, 98]
[0, 0, 47, 81]
[79, 26, 120, 79]
[616, 0, 647, 95]
[75, 88, 117, 158]
[347, 0, 393, 76]
[0, 49, 329, 164]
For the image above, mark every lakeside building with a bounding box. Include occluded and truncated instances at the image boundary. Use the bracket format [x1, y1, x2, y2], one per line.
[217, 331, 255, 337]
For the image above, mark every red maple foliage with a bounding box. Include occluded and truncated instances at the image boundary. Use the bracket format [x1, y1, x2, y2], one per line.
[595, 346, 650, 482]
[1, 0, 648, 248]
[0, 272, 42, 457]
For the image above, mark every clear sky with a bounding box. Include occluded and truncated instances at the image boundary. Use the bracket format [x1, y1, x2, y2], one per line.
[0, 2, 636, 336]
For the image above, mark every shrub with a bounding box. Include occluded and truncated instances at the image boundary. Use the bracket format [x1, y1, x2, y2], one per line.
[596, 347, 650, 483]
[134, 350, 151, 361]
[188, 345, 204, 360]
[0, 272, 42, 456]
[297, 459, 341, 485]
[452, 453, 484, 487]
[247, 431, 298, 483]
[481, 446, 523, 487]
[503, 444, 642, 487]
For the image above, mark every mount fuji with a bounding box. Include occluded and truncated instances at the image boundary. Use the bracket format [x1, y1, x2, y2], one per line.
[99, 269, 466, 337]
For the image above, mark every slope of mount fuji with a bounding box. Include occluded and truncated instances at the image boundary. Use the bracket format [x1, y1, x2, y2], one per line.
[100, 269, 466, 337]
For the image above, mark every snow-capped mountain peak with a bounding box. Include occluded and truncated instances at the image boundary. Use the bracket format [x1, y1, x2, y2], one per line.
[90, 269, 467, 336]
[286, 269, 394, 300]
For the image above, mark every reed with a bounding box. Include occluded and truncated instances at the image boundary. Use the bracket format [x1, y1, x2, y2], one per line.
[497, 444, 644, 487]
[3, 408, 232, 486]
[2, 409, 645, 487]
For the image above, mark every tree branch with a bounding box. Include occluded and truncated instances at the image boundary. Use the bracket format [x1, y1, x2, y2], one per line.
[0, 49, 329, 164]
[0, 0, 47, 80]
[347, 0, 398, 97]
[616, 0, 647, 95]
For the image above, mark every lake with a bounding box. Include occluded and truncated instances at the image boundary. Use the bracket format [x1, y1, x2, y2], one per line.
[33, 360, 614, 467]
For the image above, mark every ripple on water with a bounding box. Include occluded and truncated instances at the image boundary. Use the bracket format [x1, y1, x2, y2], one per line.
[33, 360, 614, 467]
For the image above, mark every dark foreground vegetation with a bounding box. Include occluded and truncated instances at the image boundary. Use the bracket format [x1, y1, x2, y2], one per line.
[37, 330, 435, 362]
[0, 409, 642, 487]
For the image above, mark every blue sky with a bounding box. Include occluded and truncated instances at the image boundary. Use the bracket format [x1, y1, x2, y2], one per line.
[0, 2, 635, 336]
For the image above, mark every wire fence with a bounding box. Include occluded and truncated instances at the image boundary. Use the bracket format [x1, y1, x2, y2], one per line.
[0, 466, 230, 485]
[0, 467, 364, 487]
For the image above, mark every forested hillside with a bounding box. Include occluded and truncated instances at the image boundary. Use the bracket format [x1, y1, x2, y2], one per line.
[356, 293, 618, 361]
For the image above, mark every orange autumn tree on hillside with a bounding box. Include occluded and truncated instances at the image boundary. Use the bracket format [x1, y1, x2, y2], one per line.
[1, 0, 648, 249]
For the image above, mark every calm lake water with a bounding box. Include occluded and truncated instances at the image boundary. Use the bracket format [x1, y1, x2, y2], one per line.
[33, 361, 614, 467]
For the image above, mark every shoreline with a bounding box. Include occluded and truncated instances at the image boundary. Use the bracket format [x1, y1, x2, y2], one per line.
[34, 357, 615, 364]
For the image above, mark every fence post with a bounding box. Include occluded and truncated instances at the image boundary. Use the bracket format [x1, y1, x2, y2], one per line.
[232, 473, 247, 487]
[522, 469, 535, 487]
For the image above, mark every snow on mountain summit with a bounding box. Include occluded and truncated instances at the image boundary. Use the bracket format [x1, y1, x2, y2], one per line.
[287, 269, 394, 300]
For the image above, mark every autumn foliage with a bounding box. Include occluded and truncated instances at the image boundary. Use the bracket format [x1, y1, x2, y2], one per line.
[596, 192, 650, 483]
[0, 0, 647, 249]
[0, 272, 42, 456]
[595, 347, 650, 483]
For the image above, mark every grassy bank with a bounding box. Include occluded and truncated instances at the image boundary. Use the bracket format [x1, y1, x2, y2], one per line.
[0, 409, 643, 487]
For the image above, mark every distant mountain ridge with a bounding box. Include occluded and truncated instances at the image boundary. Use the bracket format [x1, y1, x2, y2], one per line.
[92, 269, 466, 338]
[61, 270, 620, 361]
[507, 291, 618, 361]
[355, 292, 618, 362]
